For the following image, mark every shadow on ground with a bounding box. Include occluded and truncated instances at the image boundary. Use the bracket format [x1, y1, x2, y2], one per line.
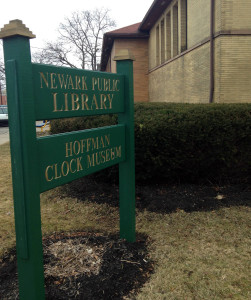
[62, 177, 251, 214]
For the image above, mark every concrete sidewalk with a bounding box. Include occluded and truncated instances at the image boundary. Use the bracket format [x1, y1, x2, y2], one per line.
[0, 122, 50, 145]
[0, 126, 9, 145]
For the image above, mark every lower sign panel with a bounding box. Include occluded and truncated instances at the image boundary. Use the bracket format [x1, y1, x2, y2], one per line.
[38, 124, 125, 192]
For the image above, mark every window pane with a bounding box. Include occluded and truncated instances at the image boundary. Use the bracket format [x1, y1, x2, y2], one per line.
[173, 4, 178, 57]
[156, 25, 160, 66]
[166, 12, 171, 60]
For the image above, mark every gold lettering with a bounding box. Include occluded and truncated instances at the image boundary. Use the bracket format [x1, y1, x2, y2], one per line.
[100, 150, 106, 163]
[105, 134, 110, 146]
[92, 77, 98, 90]
[111, 148, 115, 160]
[82, 76, 88, 90]
[90, 94, 99, 110]
[68, 76, 74, 90]
[45, 165, 53, 182]
[52, 93, 63, 112]
[86, 138, 91, 152]
[73, 141, 81, 155]
[97, 78, 102, 91]
[104, 79, 109, 91]
[40, 72, 49, 88]
[116, 146, 122, 157]
[115, 80, 120, 91]
[81, 94, 89, 110]
[87, 154, 95, 168]
[75, 76, 81, 90]
[65, 142, 73, 158]
[107, 94, 114, 109]
[95, 153, 100, 165]
[100, 94, 107, 109]
[71, 94, 80, 110]
[61, 161, 70, 177]
[100, 136, 105, 148]
[64, 93, 69, 111]
[77, 157, 83, 171]
[108, 79, 112, 91]
[50, 73, 57, 89]
[54, 163, 61, 179]
[58, 74, 68, 89]
[70, 159, 76, 173]
[106, 149, 110, 162]
[91, 137, 98, 151]
[81, 139, 86, 153]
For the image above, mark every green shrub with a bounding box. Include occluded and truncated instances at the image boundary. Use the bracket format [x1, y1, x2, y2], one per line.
[51, 103, 251, 184]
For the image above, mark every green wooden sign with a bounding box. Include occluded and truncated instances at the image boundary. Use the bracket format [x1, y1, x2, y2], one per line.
[32, 63, 125, 120]
[0, 20, 135, 300]
[38, 125, 125, 192]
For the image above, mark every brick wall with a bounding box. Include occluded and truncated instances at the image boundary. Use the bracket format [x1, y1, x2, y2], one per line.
[149, 33, 251, 104]
[214, 35, 251, 103]
[149, 42, 210, 103]
[108, 38, 149, 102]
[215, 0, 251, 32]
[149, 0, 188, 69]
[149, 25, 157, 70]
[221, 0, 251, 31]
[111, 44, 116, 73]
[187, 0, 210, 48]
[148, 0, 211, 103]
[148, 0, 251, 104]
[214, 0, 251, 103]
[0, 95, 7, 105]
[103, 0, 251, 104]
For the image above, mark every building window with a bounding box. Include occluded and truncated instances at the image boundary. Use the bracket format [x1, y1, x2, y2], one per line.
[161, 19, 165, 63]
[179, 0, 187, 53]
[166, 12, 171, 60]
[172, 3, 178, 57]
[155, 0, 187, 67]
[156, 25, 160, 65]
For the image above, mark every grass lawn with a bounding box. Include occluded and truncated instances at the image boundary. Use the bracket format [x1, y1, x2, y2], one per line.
[0, 142, 250, 299]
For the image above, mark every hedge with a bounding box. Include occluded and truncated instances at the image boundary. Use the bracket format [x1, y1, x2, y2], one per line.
[51, 103, 251, 184]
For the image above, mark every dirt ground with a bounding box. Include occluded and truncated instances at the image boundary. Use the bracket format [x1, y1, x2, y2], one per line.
[0, 180, 250, 299]
[64, 177, 251, 214]
[0, 232, 152, 300]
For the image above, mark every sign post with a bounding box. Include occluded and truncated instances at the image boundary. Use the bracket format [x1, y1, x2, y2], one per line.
[114, 50, 135, 242]
[1, 20, 45, 299]
[0, 20, 135, 299]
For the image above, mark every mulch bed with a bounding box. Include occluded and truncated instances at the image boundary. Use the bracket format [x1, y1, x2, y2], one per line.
[0, 179, 250, 299]
[0, 232, 152, 299]
[64, 177, 251, 213]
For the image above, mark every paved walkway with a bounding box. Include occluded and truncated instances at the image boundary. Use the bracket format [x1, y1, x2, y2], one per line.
[0, 122, 50, 145]
[0, 125, 9, 145]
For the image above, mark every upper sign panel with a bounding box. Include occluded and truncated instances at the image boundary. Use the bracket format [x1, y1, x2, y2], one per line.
[32, 63, 124, 120]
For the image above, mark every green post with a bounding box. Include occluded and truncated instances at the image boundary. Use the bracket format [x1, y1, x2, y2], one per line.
[114, 50, 136, 242]
[0, 20, 45, 299]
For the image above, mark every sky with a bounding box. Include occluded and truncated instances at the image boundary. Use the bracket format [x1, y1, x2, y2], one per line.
[0, 0, 153, 53]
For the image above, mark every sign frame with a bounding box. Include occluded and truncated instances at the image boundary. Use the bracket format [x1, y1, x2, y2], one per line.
[0, 20, 135, 300]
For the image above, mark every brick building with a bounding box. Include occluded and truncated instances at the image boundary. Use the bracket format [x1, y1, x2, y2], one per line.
[101, 0, 251, 103]
[0, 90, 7, 105]
[101, 23, 149, 102]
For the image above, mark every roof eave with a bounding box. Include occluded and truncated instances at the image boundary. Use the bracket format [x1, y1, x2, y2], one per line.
[100, 32, 149, 71]
[139, 0, 171, 32]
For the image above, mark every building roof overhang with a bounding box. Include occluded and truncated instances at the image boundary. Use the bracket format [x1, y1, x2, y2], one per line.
[139, 0, 171, 31]
[100, 23, 149, 71]
[101, 0, 172, 71]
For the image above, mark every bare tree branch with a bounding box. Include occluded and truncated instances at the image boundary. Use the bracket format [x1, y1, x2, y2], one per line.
[0, 41, 6, 90]
[33, 42, 78, 69]
[33, 8, 116, 70]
